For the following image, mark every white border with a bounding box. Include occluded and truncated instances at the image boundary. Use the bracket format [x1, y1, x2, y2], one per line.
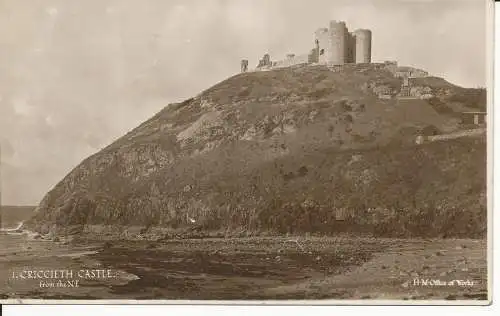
[1, 0, 497, 310]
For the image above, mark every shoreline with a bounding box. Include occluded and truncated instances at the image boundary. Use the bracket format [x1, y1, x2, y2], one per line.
[0, 233, 487, 301]
[21, 219, 488, 243]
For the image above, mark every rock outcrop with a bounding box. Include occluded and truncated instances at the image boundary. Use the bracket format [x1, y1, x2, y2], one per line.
[24, 64, 487, 238]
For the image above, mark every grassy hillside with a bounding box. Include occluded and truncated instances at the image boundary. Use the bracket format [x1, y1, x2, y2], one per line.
[23, 64, 487, 239]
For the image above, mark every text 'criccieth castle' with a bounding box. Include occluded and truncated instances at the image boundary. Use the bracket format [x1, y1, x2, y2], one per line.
[241, 20, 373, 73]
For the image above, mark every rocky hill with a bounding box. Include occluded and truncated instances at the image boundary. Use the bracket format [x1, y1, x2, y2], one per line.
[24, 64, 487, 239]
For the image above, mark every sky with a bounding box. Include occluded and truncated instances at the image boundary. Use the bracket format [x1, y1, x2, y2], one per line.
[0, 0, 489, 205]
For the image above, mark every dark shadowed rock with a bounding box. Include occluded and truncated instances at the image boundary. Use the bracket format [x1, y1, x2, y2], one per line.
[23, 64, 486, 239]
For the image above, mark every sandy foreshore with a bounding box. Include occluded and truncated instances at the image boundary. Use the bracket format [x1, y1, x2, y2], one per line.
[0, 232, 488, 301]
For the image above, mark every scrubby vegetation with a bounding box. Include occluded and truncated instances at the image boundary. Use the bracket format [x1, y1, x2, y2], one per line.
[24, 64, 487, 239]
[447, 88, 487, 111]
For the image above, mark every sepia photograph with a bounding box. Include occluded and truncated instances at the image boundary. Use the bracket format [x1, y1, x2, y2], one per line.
[0, 0, 492, 304]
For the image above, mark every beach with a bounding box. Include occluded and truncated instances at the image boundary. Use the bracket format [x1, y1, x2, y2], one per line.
[0, 227, 487, 301]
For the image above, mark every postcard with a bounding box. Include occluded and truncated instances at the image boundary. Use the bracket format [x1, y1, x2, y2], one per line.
[0, 0, 492, 304]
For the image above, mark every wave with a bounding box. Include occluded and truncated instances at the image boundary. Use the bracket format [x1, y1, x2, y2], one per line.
[0, 221, 24, 232]
[0, 222, 41, 239]
[0, 222, 52, 240]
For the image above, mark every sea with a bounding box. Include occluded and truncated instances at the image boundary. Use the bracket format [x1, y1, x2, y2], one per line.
[0, 206, 140, 301]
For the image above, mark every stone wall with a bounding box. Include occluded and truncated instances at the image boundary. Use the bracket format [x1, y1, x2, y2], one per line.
[247, 20, 374, 72]
[416, 128, 486, 144]
[393, 66, 429, 78]
[272, 53, 309, 69]
[256, 54, 272, 69]
[308, 48, 319, 63]
[410, 86, 433, 99]
[346, 32, 356, 63]
[314, 28, 329, 64]
[240, 59, 248, 73]
[461, 113, 487, 125]
[373, 84, 395, 99]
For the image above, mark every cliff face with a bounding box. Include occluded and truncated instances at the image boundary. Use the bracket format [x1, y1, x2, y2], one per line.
[24, 64, 487, 238]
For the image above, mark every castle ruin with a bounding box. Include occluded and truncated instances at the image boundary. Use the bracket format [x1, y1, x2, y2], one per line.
[245, 20, 373, 72]
[240, 19, 431, 100]
[240, 59, 248, 73]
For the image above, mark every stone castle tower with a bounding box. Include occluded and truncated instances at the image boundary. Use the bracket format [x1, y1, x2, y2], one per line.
[242, 20, 372, 72]
[315, 20, 372, 65]
[327, 21, 348, 65]
[354, 29, 372, 63]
